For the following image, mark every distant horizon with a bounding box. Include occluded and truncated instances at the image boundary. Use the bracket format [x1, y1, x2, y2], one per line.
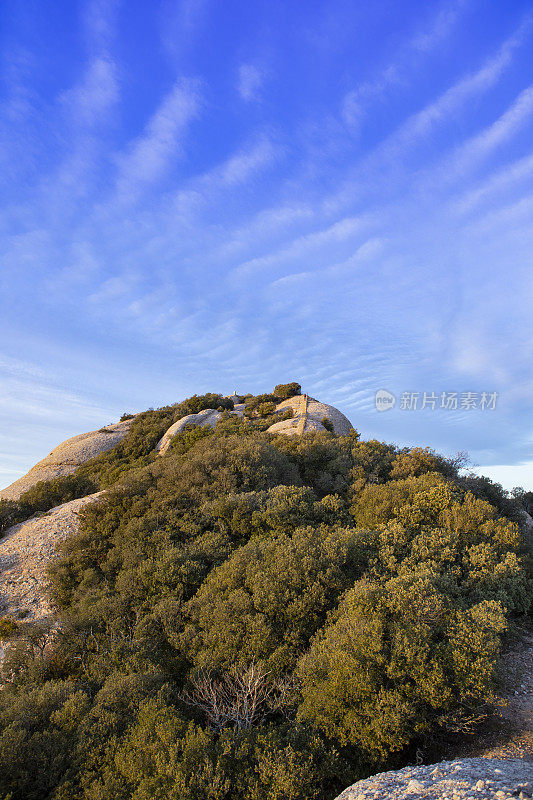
[2, 0, 533, 494]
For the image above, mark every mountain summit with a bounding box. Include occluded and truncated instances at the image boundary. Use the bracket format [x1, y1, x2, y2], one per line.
[0, 386, 352, 501]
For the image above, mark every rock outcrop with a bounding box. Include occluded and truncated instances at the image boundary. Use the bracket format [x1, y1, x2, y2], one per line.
[0, 419, 133, 501]
[0, 493, 101, 624]
[0, 395, 353, 498]
[155, 395, 353, 452]
[157, 408, 231, 455]
[334, 758, 532, 800]
[267, 394, 353, 436]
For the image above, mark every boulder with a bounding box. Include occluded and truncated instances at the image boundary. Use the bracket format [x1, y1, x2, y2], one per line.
[156, 409, 222, 455]
[267, 395, 353, 436]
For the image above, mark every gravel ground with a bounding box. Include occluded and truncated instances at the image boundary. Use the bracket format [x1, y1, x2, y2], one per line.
[335, 758, 532, 800]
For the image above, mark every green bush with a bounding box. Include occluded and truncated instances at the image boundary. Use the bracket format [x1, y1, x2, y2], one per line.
[273, 383, 302, 399]
[0, 499, 20, 535]
[297, 579, 507, 758]
[0, 618, 18, 640]
[257, 402, 277, 418]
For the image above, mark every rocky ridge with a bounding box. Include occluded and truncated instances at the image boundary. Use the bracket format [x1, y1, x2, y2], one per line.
[0, 394, 351, 500]
[0, 393, 352, 633]
[0, 419, 133, 501]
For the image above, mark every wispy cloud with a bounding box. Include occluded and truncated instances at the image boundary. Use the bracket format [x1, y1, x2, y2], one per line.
[452, 151, 533, 215]
[443, 84, 533, 179]
[238, 64, 265, 101]
[411, 0, 468, 53]
[231, 215, 373, 281]
[83, 0, 121, 52]
[159, 0, 210, 61]
[60, 56, 118, 127]
[114, 79, 201, 202]
[340, 0, 471, 132]
[379, 23, 530, 158]
[170, 135, 280, 214]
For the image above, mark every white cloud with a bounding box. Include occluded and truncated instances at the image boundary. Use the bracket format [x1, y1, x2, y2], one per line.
[339, 0, 473, 131]
[444, 84, 533, 179]
[84, 0, 120, 52]
[231, 214, 373, 280]
[452, 151, 533, 214]
[170, 135, 279, 212]
[371, 22, 530, 165]
[411, 0, 467, 53]
[341, 66, 400, 130]
[61, 56, 118, 126]
[159, 0, 210, 61]
[238, 64, 264, 101]
[114, 80, 201, 201]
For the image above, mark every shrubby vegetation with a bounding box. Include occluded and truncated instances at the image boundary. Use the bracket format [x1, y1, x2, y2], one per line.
[0, 394, 234, 534]
[0, 389, 531, 799]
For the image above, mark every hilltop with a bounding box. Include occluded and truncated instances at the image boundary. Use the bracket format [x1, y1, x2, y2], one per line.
[0, 383, 531, 800]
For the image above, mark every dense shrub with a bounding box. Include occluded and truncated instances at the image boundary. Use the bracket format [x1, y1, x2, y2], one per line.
[0, 392, 531, 800]
[0, 474, 97, 536]
[274, 383, 302, 399]
[0, 618, 18, 640]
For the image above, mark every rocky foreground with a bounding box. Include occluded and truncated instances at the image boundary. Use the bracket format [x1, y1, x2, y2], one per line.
[335, 758, 532, 800]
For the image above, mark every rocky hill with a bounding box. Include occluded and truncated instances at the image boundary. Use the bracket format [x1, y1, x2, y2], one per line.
[0, 385, 530, 800]
[0, 388, 353, 642]
[0, 391, 351, 499]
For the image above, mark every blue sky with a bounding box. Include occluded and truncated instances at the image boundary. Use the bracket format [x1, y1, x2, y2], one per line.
[1, 0, 533, 491]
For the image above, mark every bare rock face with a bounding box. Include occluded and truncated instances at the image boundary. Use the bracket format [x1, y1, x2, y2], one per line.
[267, 395, 353, 436]
[334, 758, 532, 800]
[0, 493, 101, 625]
[0, 419, 133, 501]
[156, 409, 223, 455]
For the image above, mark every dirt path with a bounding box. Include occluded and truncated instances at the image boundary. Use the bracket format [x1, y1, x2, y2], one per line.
[439, 624, 533, 762]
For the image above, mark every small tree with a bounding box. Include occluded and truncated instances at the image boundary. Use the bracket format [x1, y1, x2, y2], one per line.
[182, 663, 296, 730]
